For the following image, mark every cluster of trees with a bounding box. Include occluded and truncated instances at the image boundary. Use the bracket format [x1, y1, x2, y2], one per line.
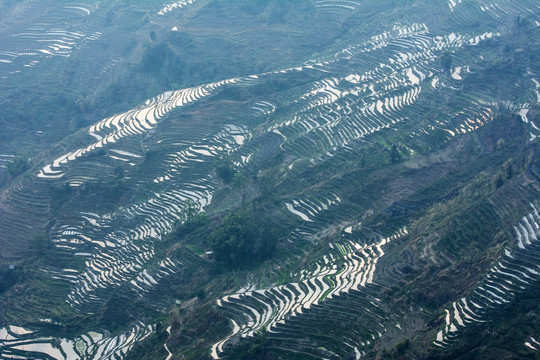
[440, 51, 452, 72]
[216, 161, 236, 184]
[214, 157, 250, 187]
[493, 159, 515, 188]
[174, 199, 209, 235]
[137, 40, 227, 89]
[208, 208, 281, 268]
[390, 143, 402, 164]
[139, 43, 185, 80]
[228, 329, 272, 360]
[0, 267, 19, 295]
[7, 156, 29, 177]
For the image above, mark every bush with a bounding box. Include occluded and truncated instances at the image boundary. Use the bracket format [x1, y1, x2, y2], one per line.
[0, 267, 20, 294]
[390, 143, 402, 164]
[395, 337, 410, 355]
[216, 163, 236, 183]
[7, 156, 28, 177]
[441, 51, 452, 72]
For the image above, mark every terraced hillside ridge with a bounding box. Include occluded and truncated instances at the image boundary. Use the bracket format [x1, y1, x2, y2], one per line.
[0, 1, 101, 80]
[38, 78, 242, 180]
[0, 322, 154, 360]
[27, 16, 519, 314]
[0, 0, 540, 359]
[0, 0, 202, 81]
[158, 0, 197, 16]
[212, 228, 408, 359]
[434, 203, 540, 348]
[0, 154, 15, 187]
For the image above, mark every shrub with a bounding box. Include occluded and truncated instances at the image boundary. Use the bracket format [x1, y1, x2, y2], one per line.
[7, 156, 28, 177]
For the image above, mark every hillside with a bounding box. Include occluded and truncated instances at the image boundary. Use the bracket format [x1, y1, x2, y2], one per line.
[1, 0, 540, 359]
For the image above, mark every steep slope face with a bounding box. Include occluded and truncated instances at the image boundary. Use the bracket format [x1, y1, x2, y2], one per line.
[0, 0, 346, 263]
[1, 0, 540, 360]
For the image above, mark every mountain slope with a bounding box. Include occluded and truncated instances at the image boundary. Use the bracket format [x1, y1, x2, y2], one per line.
[1, 0, 540, 359]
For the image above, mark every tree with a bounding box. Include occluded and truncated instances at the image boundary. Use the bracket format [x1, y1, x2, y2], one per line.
[390, 144, 402, 164]
[503, 159, 513, 179]
[7, 156, 28, 177]
[208, 209, 279, 268]
[493, 173, 504, 188]
[441, 51, 452, 72]
[0, 267, 20, 294]
[216, 162, 235, 183]
[113, 165, 125, 179]
[183, 199, 199, 223]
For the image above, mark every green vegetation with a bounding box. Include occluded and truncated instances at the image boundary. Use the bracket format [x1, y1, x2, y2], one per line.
[7, 156, 29, 177]
[215, 160, 236, 184]
[0, 266, 20, 295]
[226, 330, 273, 360]
[440, 51, 453, 72]
[208, 208, 281, 269]
[1, 0, 540, 359]
[390, 143, 403, 164]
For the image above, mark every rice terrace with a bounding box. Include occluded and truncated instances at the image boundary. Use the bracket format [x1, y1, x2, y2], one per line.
[1, 0, 540, 359]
